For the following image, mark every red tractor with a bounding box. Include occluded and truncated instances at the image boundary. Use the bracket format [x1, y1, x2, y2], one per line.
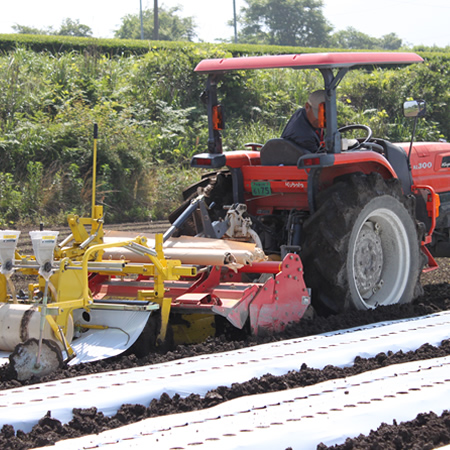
[171, 52, 450, 316]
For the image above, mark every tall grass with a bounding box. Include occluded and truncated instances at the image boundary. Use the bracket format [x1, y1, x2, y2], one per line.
[0, 45, 448, 226]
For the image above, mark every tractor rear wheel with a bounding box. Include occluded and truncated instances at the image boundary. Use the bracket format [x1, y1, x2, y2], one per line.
[301, 173, 424, 313]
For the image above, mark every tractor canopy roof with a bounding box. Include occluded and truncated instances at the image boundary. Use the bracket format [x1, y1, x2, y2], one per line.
[194, 52, 423, 73]
[195, 52, 424, 156]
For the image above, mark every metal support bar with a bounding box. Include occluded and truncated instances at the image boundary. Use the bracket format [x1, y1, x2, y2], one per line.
[126, 242, 157, 257]
[36, 279, 50, 368]
[46, 314, 74, 357]
[163, 195, 205, 242]
[198, 199, 217, 238]
[320, 68, 348, 154]
[205, 74, 223, 154]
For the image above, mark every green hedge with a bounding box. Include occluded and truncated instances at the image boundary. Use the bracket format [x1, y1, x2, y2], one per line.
[2, 33, 448, 62]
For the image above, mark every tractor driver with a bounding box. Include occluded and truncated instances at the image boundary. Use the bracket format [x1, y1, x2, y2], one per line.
[281, 90, 326, 153]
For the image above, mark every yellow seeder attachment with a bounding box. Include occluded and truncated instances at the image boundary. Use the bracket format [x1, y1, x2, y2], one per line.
[0, 207, 196, 379]
[0, 123, 198, 380]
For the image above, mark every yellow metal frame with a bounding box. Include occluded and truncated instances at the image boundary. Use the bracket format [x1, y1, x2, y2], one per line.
[48, 231, 195, 353]
[1, 207, 196, 356]
[0, 123, 197, 357]
[0, 124, 197, 356]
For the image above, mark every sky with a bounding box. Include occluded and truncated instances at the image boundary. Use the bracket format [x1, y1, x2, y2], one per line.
[0, 0, 448, 48]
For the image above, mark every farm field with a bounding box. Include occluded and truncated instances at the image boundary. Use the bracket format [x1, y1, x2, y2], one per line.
[0, 221, 449, 449]
[0, 39, 449, 449]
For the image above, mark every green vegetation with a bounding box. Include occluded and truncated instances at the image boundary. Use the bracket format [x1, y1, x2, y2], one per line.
[236, 0, 331, 47]
[0, 37, 448, 227]
[114, 6, 196, 41]
[330, 28, 402, 50]
[13, 18, 93, 38]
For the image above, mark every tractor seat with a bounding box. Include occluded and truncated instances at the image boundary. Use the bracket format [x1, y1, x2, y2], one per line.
[260, 138, 311, 166]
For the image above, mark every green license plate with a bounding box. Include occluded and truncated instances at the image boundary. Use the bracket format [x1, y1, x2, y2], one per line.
[251, 181, 272, 196]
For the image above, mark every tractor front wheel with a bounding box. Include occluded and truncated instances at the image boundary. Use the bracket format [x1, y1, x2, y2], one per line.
[301, 173, 424, 313]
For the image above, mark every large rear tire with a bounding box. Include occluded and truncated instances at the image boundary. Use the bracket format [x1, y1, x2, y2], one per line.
[301, 173, 424, 313]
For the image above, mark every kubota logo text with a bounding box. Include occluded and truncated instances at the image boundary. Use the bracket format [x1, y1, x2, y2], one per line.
[285, 182, 305, 189]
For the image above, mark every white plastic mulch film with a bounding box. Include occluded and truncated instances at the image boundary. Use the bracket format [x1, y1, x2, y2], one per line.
[2, 311, 450, 440]
[45, 356, 450, 449]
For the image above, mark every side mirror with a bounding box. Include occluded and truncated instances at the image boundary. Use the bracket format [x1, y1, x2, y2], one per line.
[404, 100, 426, 167]
[403, 100, 426, 118]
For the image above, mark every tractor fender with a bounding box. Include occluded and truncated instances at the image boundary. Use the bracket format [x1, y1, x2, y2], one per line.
[299, 151, 399, 212]
[299, 150, 397, 180]
[191, 151, 261, 169]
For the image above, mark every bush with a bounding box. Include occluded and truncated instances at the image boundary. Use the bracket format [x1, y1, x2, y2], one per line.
[0, 39, 447, 224]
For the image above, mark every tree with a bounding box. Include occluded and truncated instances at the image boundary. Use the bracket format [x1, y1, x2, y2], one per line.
[331, 27, 378, 49]
[115, 6, 196, 41]
[237, 0, 332, 47]
[379, 32, 402, 50]
[330, 27, 402, 50]
[12, 24, 48, 35]
[56, 18, 92, 37]
[12, 18, 92, 37]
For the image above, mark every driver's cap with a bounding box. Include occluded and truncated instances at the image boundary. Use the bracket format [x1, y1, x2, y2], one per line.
[307, 90, 326, 117]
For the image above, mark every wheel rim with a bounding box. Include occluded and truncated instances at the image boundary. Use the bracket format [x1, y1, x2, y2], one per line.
[351, 207, 411, 308]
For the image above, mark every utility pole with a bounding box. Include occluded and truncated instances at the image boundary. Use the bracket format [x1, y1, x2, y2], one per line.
[153, 0, 159, 40]
[233, 0, 238, 43]
[139, 0, 144, 40]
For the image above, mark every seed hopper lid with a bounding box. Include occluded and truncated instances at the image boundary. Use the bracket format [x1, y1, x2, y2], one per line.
[29, 231, 59, 278]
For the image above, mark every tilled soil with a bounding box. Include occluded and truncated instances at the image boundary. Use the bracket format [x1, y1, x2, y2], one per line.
[2, 221, 450, 449]
[3, 339, 450, 449]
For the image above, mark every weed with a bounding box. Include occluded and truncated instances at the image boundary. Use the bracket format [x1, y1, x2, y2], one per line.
[0, 46, 447, 224]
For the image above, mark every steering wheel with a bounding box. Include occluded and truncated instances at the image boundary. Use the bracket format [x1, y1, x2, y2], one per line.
[338, 124, 373, 150]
